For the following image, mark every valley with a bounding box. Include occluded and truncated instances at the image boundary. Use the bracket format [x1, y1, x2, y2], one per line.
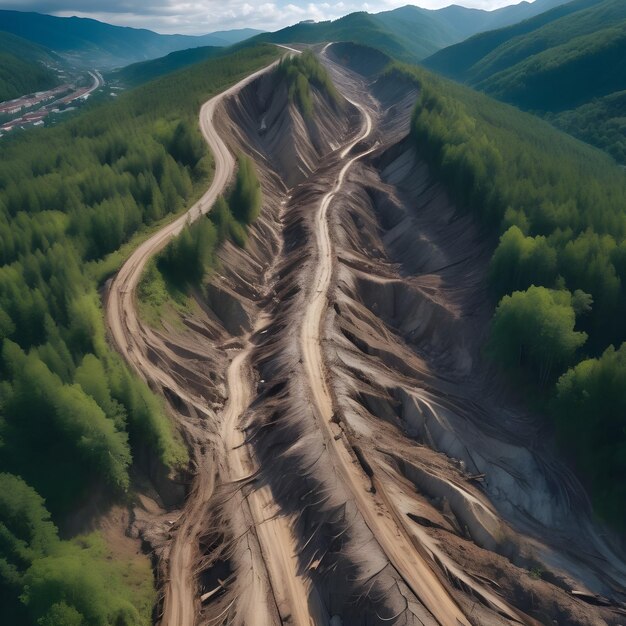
[107, 44, 626, 625]
[0, 69, 104, 137]
[1, 1, 626, 624]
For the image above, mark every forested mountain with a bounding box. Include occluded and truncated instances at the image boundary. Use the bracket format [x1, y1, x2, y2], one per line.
[0, 10, 263, 68]
[108, 45, 223, 87]
[0, 31, 61, 102]
[550, 90, 626, 163]
[423, 0, 600, 80]
[385, 58, 626, 526]
[0, 44, 279, 625]
[251, 0, 571, 62]
[376, 0, 569, 47]
[423, 0, 626, 162]
[252, 12, 429, 61]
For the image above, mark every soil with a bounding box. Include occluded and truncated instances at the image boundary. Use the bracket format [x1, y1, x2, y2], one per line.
[105, 44, 626, 626]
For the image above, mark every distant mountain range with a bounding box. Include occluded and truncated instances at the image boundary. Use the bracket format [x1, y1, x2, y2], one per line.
[0, 1, 572, 72]
[0, 10, 263, 69]
[423, 0, 626, 162]
[250, 0, 571, 61]
[9, 0, 619, 162]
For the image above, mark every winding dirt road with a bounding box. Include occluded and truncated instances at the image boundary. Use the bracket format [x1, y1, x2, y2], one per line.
[298, 93, 473, 625]
[105, 59, 282, 626]
[106, 59, 280, 375]
[106, 52, 495, 626]
[103, 41, 626, 626]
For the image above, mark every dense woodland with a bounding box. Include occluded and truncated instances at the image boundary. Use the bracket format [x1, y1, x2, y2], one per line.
[108, 46, 223, 88]
[277, 51, 341, 118]
[0, 44, 278, 625]
[549, 90, 626, 164]
[422, 0, 598, 81]
[0, 32, 60, 102]
[478, 19, 626, 112]
[0, 53, 57, 103]
[387, 62, 626, 526]
[160, 154, 260, 286]
[423, 0, 626, 163]
[140, 154, 262, 318]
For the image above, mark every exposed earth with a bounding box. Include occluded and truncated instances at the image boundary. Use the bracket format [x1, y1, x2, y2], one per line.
[105, 44, 626, 625]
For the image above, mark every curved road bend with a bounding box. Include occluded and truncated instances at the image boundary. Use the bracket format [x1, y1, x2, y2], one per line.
[106, 58, 281, 376]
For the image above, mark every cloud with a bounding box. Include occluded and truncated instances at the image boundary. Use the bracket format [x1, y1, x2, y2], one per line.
[0, 0, 530, 33]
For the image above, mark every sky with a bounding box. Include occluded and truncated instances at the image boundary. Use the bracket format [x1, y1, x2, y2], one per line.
[0, 0, 534, 34]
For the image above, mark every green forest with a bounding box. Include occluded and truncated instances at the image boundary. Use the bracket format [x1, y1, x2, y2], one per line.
[0, 44, 278, 625]
[140, 154, 262, 321]
[549, 90, 626, 164]
[387, 62, 626, 526]
[278, 50, 341, 118]
[0, 53, 58, 102]
[0, 32, 61, 102]
[422, 0, 598, 82]
[423, 0, 626, 164]
[478, 20, 626, 112]
[108, 46, 223, 88]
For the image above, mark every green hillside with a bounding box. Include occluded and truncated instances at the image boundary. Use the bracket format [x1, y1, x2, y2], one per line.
[478, 21, 626, 111]
[549, 90, 626, 163]
[0, 44, 279, 625]
[386, 58, 626, 526]
[423, 0, 626, 162]
[433, 0, 570, 38]
[109, 45, 223, 87]
[252, 12, 421, 61]
[423, 0, 600, 81]
[251, 0, 572, 63]
[0, 10, 261, 69]
[0, 31, 60, 101]
[377, 0, 570, 52]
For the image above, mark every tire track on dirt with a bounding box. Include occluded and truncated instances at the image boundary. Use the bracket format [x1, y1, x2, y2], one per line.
[220, 332, 325, 626]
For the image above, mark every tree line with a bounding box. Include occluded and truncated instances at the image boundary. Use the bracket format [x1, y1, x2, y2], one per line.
[156, 154, 261, 288]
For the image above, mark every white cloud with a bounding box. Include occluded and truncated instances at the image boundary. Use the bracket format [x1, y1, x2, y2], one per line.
[0, 0, 537, 34]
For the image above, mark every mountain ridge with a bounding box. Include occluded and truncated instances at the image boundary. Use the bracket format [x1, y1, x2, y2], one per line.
[0, 10, 263, 68]
[422, 0, 626, 162]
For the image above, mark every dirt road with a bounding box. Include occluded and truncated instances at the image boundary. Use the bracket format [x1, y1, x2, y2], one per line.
[105, 42, 626, 626]
[105, 59, 282, 626]
[106, 59, 280, 373]
[220, 336, 323, 626]
[298, 92, 473, 625]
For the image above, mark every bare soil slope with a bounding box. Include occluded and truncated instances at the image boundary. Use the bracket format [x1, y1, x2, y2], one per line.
[107, 44, 626, 626]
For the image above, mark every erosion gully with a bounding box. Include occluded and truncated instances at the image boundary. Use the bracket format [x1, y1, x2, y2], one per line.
[105, 44, 626, 626]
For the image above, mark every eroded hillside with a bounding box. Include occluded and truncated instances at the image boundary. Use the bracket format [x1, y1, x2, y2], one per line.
[110, 45, 626, 625]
